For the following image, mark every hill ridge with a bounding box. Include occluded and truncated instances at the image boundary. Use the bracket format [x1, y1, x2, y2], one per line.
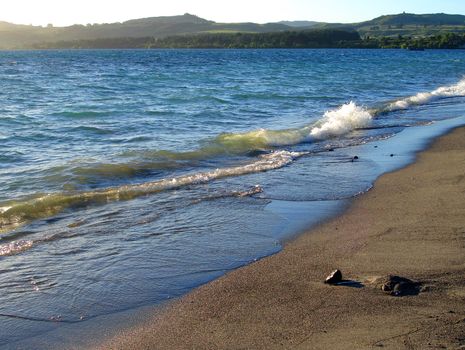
[1, 12, 465, 49]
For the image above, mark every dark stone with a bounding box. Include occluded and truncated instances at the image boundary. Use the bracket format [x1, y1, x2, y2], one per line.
[325, 269, 342, 284]
[353, 156, 359, 160]
[379, 275, 421, 296]
[390, 154, 394, 157]
[327, 148, 334, 152]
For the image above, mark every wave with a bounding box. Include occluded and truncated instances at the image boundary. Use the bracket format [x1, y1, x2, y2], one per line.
[52, 111, 114, 119]
[57, 101, 372, 182]
[69, 126, 113, 135]
[0, 185, 264, 255]
[44, 78, 465, 185]
[214, 101, 373, 148]
[387, 78, 465, 111]
[0, 151, 301, 232]
[309, 101, 373, 139]
[3, 78, 464, 232]
[94, 78, 465, 167]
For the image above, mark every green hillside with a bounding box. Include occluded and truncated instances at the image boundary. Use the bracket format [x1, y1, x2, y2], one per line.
[0, 13, 291, 49]
[1, 12, 465, 49]
[353, 13, 465, 37]
[363, 13, 465, 26]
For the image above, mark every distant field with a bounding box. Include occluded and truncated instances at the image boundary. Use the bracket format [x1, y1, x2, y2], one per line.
[358, 25, 465, 38]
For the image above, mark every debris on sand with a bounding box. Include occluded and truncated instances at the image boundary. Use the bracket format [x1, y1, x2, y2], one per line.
[377, 275, 421, 296]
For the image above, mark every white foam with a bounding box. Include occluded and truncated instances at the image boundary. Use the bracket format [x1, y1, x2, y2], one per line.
[123, 150, 303, 195]
[0, 240, 33, 256]
[388, 78, 465, 111]
[0, 206, 12, 214]
[309, 101, 372, 139]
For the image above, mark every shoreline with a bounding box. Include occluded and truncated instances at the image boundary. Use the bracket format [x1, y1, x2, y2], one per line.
[94, 125, 465, 349]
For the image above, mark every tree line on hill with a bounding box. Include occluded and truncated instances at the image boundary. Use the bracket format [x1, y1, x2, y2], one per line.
[31, 29, 360, 49]
[368, 32, 465, 49]
[29, 29, 465, 50]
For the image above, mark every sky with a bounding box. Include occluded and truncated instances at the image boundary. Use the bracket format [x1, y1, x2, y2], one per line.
[4, 0, 465, 27]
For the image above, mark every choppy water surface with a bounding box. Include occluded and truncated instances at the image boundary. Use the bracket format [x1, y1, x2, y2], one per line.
[1, 49, 465, 347]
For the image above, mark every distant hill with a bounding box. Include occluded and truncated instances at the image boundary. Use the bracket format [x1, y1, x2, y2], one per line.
[362, 13, 465, 26]
[1, 12, 465, 49]
[0, 13, 291, 49]
[352, 13, 465, 37]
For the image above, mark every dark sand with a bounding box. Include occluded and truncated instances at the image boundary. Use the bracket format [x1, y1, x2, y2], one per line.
[96, 127, 465, 350]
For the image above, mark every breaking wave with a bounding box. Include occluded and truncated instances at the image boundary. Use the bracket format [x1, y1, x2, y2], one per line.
[68, 78, 465, 181]
[46, 101, 373, 183]
[387, 78, 465, 111]
[309, 101, 373, 139]
[215, 101, 373, 149]
[179, 78, 465, 154]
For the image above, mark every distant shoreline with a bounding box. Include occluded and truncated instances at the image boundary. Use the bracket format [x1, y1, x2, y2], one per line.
[25, 31, 465, 50]
[3, 46, 465, 51]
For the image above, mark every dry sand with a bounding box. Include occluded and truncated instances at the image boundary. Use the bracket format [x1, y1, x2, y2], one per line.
[96, 127, 465, 350]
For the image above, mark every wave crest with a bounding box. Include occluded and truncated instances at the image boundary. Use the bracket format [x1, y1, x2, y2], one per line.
[388, 78, 465, 111]
[310, 101, 372, 139]
[213, 101, 372, 149]
[0, 151, 302, 232]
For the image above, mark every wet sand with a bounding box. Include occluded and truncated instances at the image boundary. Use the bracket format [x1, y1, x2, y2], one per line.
[96, 126, 465, 349]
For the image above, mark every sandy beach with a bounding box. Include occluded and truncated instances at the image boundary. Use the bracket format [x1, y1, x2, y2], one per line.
[96, 126, 465, 350]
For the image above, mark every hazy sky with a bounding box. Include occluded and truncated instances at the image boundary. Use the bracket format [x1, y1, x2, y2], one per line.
[5, 0, 465, 26]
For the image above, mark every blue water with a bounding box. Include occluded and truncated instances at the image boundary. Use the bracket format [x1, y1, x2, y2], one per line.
[1, 49, 465, 347]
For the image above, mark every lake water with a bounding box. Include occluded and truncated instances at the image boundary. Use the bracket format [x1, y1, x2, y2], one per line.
[1, 49, 465, 347]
